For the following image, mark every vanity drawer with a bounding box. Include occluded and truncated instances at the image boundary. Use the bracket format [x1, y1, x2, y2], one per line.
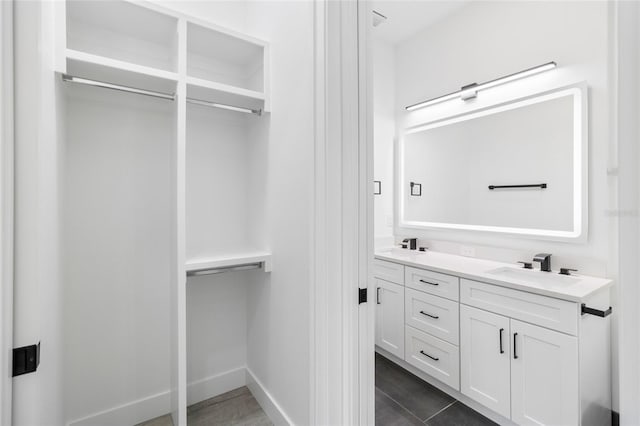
[405, 325, 460, 390]
[405, 288, 459, 345]
[373, 259, 404, 285]
[460, 279, 578, 335]
[405, 266, 459, 301]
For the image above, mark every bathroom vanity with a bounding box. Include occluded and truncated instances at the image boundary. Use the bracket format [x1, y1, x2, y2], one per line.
[374, 248, 612, 426]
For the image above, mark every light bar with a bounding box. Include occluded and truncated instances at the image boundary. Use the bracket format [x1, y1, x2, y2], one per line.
[406, 61, 557, 111]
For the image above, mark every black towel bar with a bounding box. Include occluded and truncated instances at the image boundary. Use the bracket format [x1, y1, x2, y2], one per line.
[581, 303, 612, 318]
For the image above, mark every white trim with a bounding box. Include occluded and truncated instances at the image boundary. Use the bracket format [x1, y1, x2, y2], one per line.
[357, 1, 375, 425]
[186, 367, 246, 406]
[311, 1, 364, 424]
[611, 1, 640, 424]
[68, 391, 172, 426]
[0, 1, 14, 425]
[246, 368, 293, 426]
[67, 367, 291, 426]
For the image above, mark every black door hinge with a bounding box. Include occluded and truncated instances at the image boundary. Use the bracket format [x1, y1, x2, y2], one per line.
[13, 342, 40, 377]
[359, 288, 367, 304]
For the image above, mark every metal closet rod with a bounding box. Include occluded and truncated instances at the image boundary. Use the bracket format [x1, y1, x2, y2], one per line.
[186, 262, 263, 277]
[61, 74, 176, 100]
[61, 74, 262, 115]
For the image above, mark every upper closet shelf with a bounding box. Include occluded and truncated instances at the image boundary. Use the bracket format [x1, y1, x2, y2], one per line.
[56, 0, 270, 111]
[186, 252, 273, 276]
[65, 49, 178, 95]
[187, 77, 265, 113]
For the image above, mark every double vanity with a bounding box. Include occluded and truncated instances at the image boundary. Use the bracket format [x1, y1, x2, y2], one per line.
[374, 247, 612, 426]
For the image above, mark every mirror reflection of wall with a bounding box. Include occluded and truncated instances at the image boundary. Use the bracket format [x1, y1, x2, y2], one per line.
[401, 89, 578, 233]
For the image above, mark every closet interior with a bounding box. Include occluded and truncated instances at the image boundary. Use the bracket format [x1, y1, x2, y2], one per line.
[55, 1, 272, 424]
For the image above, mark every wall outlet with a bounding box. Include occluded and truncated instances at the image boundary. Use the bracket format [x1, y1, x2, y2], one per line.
[385, 215, 393, 227]
[460, 245, 476, 257]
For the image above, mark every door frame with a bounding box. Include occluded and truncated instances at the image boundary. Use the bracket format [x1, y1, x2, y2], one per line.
[311, 0, 373, 424]
[0, 0, 14, 424]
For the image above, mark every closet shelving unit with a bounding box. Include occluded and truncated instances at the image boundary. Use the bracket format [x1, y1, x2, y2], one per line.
[53, 1, 271, 425]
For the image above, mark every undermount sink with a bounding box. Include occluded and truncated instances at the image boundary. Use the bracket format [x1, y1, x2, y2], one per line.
[378, 247, 427, 257]
[486, 266, 582, 286]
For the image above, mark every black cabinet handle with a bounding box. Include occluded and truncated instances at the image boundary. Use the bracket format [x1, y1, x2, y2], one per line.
[420, 350, 439, 361]
[376, 287, 381, 304]
[499, 328, 504, 354]
[419, 310, 439, 319]
[513, 333, 518, 359]
[419, 279, 439, 286]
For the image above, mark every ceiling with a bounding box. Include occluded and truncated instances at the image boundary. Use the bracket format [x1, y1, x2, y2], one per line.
[372, 1, 469, 44]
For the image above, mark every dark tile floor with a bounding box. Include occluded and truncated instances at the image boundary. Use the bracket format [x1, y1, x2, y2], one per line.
[376, 352, 498, 426]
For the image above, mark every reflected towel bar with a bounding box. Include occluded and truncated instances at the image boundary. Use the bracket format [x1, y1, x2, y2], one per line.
[61, 74, 176, 101]
[488, 183, 547, 190]
[186, 262, 263, 277]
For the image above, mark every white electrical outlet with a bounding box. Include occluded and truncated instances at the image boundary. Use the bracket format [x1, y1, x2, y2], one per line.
[460, 246, 476, 257]
[385, 215, 393, 227]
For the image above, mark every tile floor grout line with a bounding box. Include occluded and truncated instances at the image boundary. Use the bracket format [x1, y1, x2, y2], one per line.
[423, 400, 458, 423]
[375, 386, 427, 424]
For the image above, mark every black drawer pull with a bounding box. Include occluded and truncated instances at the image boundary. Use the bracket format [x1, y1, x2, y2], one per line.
[376, 287, 381, 304]
[419, 310, 439, 319]
[419, 279, 439, 286]
[420, 350, 439, 361]
[513, 333, 518, 359]
[499, 328, 504, 354]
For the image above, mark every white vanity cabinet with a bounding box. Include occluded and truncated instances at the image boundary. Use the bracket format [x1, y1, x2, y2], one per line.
[374, 260, 405, 358]
[460, 304, 579, 424]
[375, 250, 612, 426]
[375, 278, 405, 358]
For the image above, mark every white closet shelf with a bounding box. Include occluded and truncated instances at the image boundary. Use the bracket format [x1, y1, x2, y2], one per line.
[67, 49, 178, 81]
[187, 76, 266, 113]
[185, 252, 273, 275]
[65, 49, 178, 94]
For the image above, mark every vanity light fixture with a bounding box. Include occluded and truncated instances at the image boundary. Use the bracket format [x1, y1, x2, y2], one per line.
[405, 61, 557, 111]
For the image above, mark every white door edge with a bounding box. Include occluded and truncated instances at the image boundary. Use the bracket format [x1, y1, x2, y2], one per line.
[0, 1, 14, 424]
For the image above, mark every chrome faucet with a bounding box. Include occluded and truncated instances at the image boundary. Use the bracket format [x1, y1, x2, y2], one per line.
[533, 253, 552, 272]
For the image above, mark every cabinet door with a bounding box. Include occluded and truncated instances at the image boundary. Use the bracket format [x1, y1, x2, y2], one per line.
[511, 319, 578, 426]
[375, 279, 404, 359]
[460, 305, 511, 419]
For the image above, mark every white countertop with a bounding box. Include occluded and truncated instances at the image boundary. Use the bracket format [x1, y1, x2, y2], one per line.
[375, 248, 613, 303]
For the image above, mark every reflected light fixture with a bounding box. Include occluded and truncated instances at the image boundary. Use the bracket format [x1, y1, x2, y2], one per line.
[405, 61, 557, 111]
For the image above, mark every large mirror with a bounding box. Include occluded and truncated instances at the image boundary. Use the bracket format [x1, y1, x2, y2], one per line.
[398, 84, 587, 240]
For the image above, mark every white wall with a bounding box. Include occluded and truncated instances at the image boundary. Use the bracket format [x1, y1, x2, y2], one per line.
[244, 2, 314, 424]
[373, 40, 395, 242]
[381, 0, 617, 409]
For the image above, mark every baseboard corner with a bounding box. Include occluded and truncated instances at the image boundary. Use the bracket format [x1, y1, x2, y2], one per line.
[245, 367, 293, 426]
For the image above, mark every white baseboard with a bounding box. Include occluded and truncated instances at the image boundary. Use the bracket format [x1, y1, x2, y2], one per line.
[68, 390, 171, 426]
[246, 367, 293, 426]
[187, 367, 246, 406]
[68, 367, 247, 426]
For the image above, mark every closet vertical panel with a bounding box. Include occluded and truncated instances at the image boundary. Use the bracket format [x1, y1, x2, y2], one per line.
[172, 17, 188, 426]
